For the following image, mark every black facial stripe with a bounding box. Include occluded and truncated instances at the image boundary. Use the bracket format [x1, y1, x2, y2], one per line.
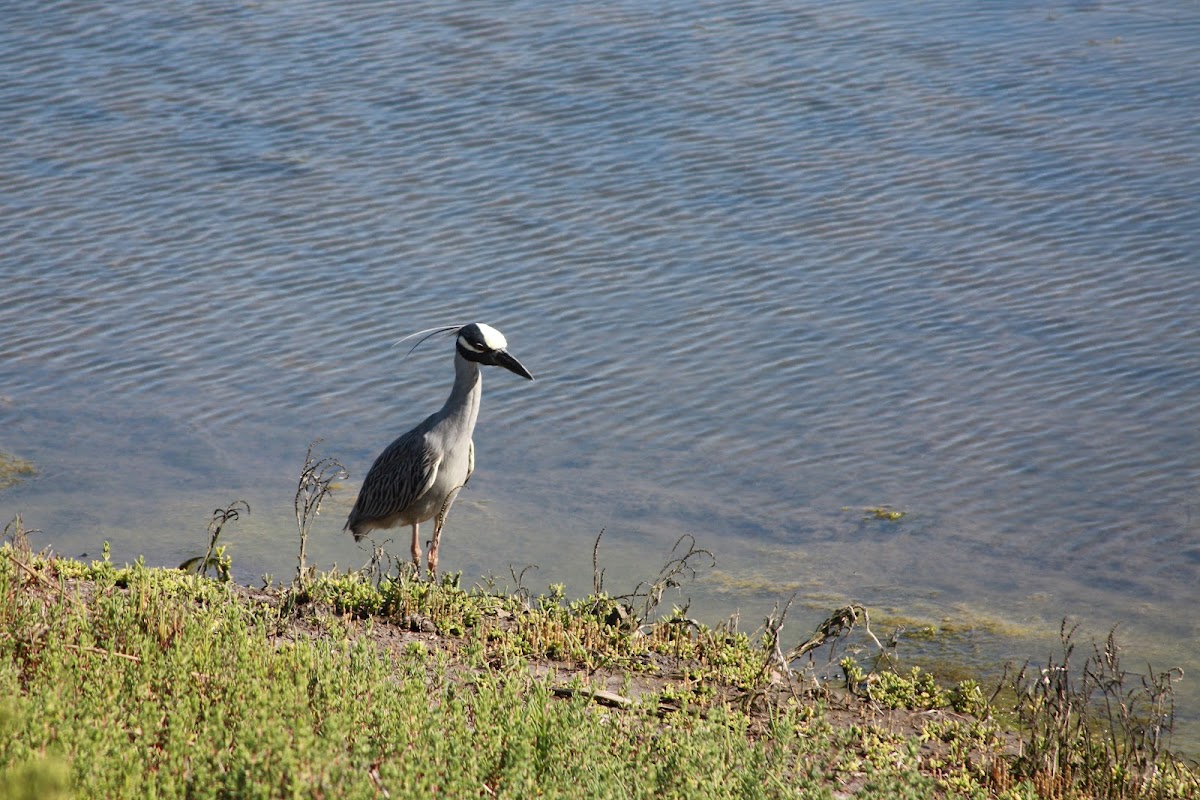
[457, 340, 489, 362]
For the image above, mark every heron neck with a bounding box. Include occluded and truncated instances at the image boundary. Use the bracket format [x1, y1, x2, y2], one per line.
[440, 352, 482, 423]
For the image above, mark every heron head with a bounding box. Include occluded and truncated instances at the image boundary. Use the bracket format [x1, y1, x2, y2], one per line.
[456, 323, 534, 380]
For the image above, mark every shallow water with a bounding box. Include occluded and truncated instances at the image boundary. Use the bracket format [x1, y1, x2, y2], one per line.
[2, 0, 1198, 750]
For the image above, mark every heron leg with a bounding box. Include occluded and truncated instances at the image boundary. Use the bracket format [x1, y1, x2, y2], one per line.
[428, 517, 443, 581]
[428, 486, 461, 582]
[410, 523, 421, 574]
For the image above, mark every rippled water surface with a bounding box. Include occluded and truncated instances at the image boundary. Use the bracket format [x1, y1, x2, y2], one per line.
[3, 0, 1199, 747]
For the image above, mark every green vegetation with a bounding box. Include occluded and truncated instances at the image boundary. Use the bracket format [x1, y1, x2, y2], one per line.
[858, 506, 906, 522]
[0, 538, 1196, 799]
[178, 501, 248, 581]
[0, 451, 36, 491]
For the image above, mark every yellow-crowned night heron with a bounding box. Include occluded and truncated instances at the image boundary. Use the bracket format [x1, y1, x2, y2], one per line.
[345, 322, 533, 578]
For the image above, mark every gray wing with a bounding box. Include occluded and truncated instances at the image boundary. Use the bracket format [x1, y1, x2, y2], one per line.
[345, 428, 440, 539]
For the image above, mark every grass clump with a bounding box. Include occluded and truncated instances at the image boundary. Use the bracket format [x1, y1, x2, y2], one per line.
[1002, 622, 1197, 799]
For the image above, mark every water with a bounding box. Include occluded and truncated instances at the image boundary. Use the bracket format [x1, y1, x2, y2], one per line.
[3, 0, 1199, 749]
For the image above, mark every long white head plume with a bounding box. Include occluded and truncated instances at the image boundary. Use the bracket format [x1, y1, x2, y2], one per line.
[392, 324, 463, 360]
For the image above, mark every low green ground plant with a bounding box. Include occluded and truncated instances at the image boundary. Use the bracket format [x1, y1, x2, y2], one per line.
[0, 538, 1196, 799]
[1, 546, 949, 799]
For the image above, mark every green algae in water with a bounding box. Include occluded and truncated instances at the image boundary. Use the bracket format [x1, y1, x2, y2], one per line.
[0, 452, 37, 491]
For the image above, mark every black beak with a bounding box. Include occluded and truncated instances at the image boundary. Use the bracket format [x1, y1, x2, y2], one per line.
[494, 350, 534, 380]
